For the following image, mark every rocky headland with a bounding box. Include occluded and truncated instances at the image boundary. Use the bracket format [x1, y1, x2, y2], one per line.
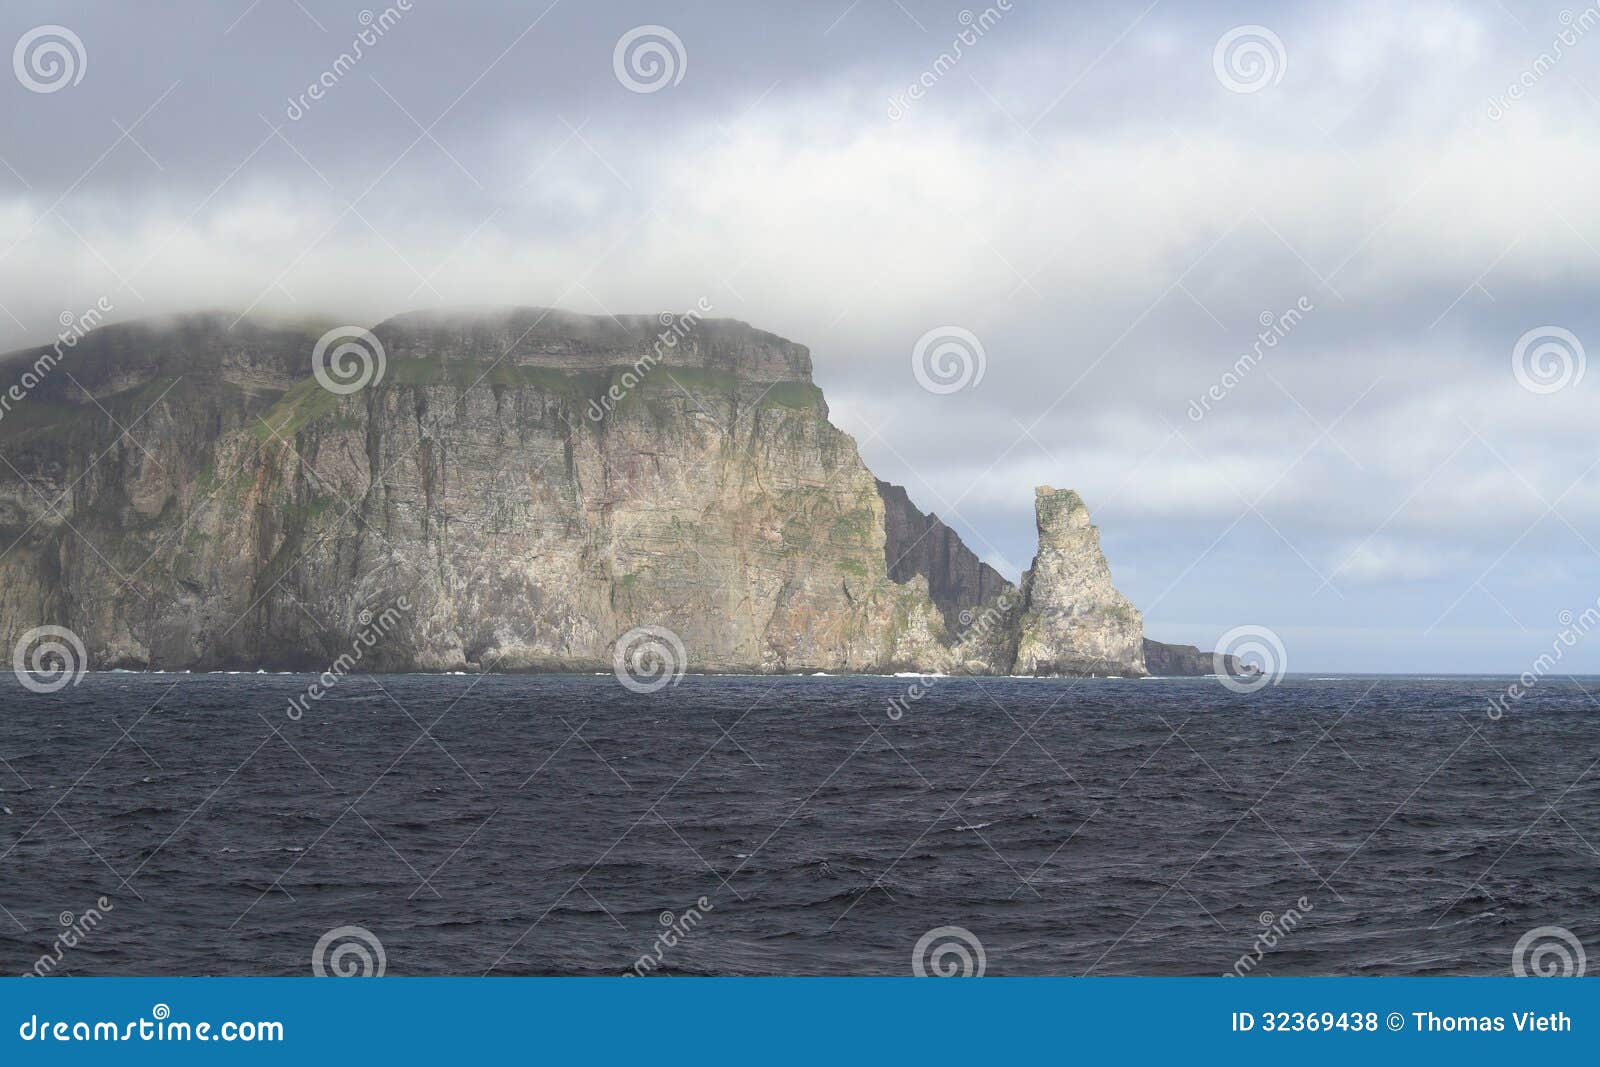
[0, 307, 1239, 677]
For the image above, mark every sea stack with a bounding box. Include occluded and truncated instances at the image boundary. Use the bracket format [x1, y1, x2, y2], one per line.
[1014, 487, 1147, 677]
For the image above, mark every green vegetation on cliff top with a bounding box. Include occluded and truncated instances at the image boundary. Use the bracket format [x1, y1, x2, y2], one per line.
[253, 358, 822, 441]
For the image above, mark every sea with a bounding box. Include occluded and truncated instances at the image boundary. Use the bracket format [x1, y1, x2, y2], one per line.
[1, 672, 1595, 976]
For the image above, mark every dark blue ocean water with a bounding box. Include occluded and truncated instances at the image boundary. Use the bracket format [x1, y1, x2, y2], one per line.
[0, 673, 1595, 976]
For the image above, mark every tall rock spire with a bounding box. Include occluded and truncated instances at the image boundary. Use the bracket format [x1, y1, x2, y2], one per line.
[1014, 487, 1147, 677]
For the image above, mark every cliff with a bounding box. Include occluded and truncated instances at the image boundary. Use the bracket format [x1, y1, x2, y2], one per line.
[874, 478, 1015, 631]
[1142, 639, 1258, 679]
[0, 309, 1222, 677]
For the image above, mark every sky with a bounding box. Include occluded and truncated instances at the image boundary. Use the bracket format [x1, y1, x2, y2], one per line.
[1, 0, 1598, 673]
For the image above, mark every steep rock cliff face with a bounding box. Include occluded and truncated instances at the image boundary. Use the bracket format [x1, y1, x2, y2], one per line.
[1014, 488, 1146, 677]
[0, 310, 952, 673]
[874, 478, 1015, 631]
[0, 309, 1224, 677]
